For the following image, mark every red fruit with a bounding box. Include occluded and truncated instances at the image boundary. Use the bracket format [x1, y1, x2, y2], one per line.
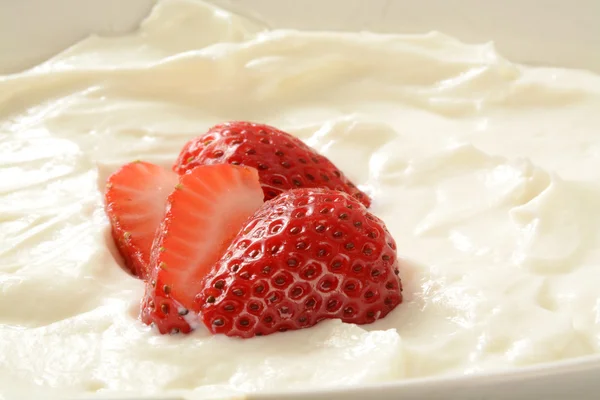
[141, 164, 264, 334]
[173, 121, 371, 207]
[104, 161, 177, 279]
[198, 188, 402, 338]
[140, 286, 194, 335]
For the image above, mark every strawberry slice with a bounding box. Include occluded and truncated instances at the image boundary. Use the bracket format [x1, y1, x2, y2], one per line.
[141, 164, 264, 333]
[105, 161, 177, 279]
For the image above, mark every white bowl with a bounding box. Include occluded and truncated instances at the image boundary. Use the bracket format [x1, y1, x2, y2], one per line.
[1, 1, 599, 399]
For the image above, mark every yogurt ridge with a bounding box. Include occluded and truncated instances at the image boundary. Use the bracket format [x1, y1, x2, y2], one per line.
[1, 0, 600, 398]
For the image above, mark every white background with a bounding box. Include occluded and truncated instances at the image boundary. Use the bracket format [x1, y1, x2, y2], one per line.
[0, 0, 599, 73]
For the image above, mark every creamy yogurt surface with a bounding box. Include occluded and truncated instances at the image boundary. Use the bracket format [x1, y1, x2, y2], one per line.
[2, 0, 600, 398]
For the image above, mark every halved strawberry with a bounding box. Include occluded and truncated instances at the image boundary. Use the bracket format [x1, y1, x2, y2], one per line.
[104, 161, 177, 279]
[173, 121, 371, 207]
[141, 164, 264, 333]
[198, 188, 402, 338]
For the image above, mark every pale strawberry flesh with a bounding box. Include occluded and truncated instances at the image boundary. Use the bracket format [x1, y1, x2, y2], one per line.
[104, 161, 177, 279]
[141, 164, 264, 333]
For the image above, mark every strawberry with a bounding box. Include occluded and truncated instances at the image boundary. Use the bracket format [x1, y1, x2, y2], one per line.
[173, 121, 371, 207]
[197, 188, 402, 338]
[141, 164, 264, 334]
[104, 161, 177, 279]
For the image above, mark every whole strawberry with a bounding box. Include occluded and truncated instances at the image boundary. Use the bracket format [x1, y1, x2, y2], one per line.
[173, 121, 371, 207]
[197, 188, 402, 338]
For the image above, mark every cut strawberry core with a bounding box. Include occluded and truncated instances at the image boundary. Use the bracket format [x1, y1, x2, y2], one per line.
[149, 164, 264, 311]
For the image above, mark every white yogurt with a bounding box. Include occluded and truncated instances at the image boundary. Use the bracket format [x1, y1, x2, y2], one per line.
[1, 0, 600, 398]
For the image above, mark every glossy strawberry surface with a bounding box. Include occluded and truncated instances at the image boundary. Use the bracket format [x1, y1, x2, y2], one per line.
[174, 121, 371, 207]
[197, 188, 402, 338]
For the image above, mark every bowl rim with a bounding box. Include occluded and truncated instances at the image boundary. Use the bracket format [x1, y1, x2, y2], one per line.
[247, 352, 600, 399]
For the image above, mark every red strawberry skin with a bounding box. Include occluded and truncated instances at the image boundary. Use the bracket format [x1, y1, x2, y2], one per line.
[140, 284, 194, 335]
[197, 188, 402, 338]
[173, 121, 371, 207]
